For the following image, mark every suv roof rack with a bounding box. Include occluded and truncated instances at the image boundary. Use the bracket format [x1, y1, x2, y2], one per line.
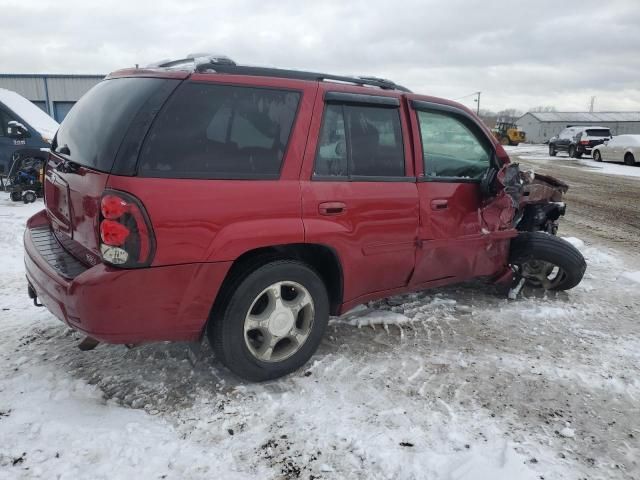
[146, 53, 236, 71]
[146, 54, 411, 92]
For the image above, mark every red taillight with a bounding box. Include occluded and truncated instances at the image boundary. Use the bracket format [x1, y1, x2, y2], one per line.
[99, 191, 155, 268]
[100, 220, 130, 246]
[580, 140, 589, 145]
[101, 194, 128, 219]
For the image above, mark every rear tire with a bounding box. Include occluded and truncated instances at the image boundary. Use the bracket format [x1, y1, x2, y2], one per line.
[509, 232, 586, 291]
[10, 192, 21, 202]
[549, 145, 557, 157]
[208, 260, 329, 382]
[593, 150, 602, 162]
[624, 153, 636, 166]
[22, 191, 37, 203]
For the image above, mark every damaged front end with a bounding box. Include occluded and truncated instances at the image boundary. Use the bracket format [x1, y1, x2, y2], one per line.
[483, 163, 586, 293]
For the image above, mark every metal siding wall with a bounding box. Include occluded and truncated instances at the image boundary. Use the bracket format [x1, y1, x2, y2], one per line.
[0, 77, 46, 101]
[46, 77, 103, 101]
[515, 120, 640, 143]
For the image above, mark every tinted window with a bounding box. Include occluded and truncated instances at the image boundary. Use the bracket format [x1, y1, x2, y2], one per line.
[54, 78, 170, 172]
[586, 128, 611, 137]
[417, 110, 491, 179]
[139, 83, 300, 179]
[314, 104, 405, 178]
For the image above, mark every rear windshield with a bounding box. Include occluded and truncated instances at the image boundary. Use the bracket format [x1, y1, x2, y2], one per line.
[138, 82, 300, 179]
[54, 78, 171, 172]
[585, 129, 611, 137]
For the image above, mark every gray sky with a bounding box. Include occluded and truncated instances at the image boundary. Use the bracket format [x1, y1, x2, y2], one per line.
[2, 0, 639, 113]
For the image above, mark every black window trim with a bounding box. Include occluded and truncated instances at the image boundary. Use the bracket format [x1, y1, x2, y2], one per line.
[136, 80, 304, 180]
[410, 99, 497, 183]
[324, 91, 400, 108]
[312, 101, 410, 182]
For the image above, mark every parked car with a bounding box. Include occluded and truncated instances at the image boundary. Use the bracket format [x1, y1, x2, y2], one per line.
[548, 126, 612, 158]
[592, 134, 639, 165]
[24, 55, 586, 381]
[0, 88, 58, 175]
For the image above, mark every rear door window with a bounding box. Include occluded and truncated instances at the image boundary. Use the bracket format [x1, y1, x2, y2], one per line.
[139, 83, 301, 179]
[54, 78, 174, 172]
[586, 129, 611, 137]
[314, 103, 405, 178]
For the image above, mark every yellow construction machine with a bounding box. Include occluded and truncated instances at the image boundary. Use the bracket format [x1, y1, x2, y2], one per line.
[492, 121, 526, 146]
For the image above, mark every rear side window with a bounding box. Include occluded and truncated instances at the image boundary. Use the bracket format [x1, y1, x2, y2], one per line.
[586, 128, 611, 137]
[54, 78, 171, 172]
[139, 83, 300, 179]
[314, 103, 405, 178]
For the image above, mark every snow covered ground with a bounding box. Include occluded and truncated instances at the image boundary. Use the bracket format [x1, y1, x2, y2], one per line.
[504, 144, 640, 179]
[1, 199, 640, 479]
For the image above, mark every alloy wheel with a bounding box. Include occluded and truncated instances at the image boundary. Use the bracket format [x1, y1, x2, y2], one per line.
[243, 281, 315, 362]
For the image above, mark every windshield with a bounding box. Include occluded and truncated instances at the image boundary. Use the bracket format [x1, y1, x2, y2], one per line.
[0, 88, 59, 138]
[585, 129, 611, 137]
[53, 77, 171, 172]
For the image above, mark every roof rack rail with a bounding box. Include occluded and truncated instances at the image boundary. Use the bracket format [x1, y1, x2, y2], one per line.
[146, 54, 236, 71]
[194, 63, 411, 92]
[145, 54, 411, 92]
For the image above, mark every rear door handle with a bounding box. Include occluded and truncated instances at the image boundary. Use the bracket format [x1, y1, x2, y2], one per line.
[430, 199, 449, 210]
[319, 201, 346, 216]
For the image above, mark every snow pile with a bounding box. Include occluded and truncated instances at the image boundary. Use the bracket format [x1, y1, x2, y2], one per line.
[621, 271, 640, 284]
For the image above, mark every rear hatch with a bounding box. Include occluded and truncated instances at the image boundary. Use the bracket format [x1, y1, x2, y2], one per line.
[46, 74, 182, 264]
[583, 128, 611, 147]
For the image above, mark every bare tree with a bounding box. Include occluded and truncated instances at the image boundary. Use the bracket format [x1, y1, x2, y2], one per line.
[529, 105, 557, 113]
[496, 108, 523, 123]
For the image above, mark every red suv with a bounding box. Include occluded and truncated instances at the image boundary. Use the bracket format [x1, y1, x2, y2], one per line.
[24, 55, 585, 381]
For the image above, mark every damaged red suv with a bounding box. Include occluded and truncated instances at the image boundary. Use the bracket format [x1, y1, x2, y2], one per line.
[24, 55, 586, 381]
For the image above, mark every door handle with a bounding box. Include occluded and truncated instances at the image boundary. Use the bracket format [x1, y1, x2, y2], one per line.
[430, 199, 449, 210]
[319, 201, 346, 215]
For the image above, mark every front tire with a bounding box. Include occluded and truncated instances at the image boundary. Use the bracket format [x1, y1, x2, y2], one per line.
[509, 232, 586, 291]
[593, 150, 602, 162]
[208, 260, 329, 382]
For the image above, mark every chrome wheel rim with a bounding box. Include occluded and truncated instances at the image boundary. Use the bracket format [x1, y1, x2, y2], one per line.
[244, 281, 315, 363]
[516, 259, 567, 290]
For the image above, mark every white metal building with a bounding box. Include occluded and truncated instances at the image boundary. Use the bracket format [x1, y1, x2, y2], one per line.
[516, 111, 640, 143]
[0, 74, 104, 122]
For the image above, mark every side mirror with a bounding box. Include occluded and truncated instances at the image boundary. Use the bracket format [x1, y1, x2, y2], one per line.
[7, 121, 30, 139]
[480, 166, 498, 198]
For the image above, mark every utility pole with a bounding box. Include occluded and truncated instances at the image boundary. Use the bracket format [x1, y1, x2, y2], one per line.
[473, 91, 481, 115]
[589, 96, 596, 113]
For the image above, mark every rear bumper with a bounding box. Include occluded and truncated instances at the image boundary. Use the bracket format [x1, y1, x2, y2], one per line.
[24, 210, 232, 343]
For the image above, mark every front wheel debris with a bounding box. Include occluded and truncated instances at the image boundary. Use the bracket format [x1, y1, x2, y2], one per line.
[509, 232, 586, 291]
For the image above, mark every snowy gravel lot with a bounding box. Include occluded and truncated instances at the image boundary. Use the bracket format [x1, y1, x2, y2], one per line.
[1, 176, 639, 479]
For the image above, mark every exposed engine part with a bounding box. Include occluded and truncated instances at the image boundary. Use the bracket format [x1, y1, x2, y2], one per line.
[494, 163, 569, 233]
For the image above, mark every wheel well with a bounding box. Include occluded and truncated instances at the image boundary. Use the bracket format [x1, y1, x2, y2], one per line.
[625, 152, 635, 161]
[214, 244, 344, 316]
